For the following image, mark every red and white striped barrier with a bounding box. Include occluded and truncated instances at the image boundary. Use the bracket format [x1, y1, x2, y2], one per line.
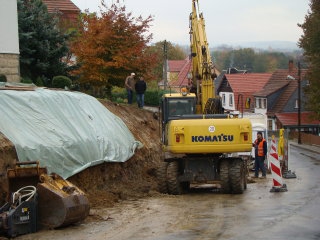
[269, 138, 287, 192]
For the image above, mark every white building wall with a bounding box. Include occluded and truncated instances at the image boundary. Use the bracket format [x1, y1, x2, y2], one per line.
[219, 92, 235, 111]
[0, 0, 19, 54]
[0, 0, 20, 82]
[255, 108, 267, 114]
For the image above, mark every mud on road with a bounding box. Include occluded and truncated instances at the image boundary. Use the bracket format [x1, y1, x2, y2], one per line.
[14, 144, 320, 240]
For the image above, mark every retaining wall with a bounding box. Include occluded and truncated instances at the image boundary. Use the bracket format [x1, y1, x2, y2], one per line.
[0, 53, 20, 82]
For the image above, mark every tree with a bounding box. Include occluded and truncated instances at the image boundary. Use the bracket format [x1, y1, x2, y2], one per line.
[70, 3, 158, 93]
[147, 41, 188, 80]
[298, 0, 320, 118]
[213, 48, 299, 73]
[18, 0, 69, 83]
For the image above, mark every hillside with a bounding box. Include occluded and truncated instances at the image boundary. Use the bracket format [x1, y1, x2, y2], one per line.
[214, 41, 300, 52]
[0, 100, 162, 207]
[69, 100, 163, 207]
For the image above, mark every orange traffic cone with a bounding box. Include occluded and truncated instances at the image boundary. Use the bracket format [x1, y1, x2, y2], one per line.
[269, 138, 287, 192]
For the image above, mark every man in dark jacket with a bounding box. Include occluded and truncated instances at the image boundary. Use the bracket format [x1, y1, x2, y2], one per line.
[253, 131, 268, 178]
[135, 76, 147, 108]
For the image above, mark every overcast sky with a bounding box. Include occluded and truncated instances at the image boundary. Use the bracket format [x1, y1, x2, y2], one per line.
[71, 0, 310, 46]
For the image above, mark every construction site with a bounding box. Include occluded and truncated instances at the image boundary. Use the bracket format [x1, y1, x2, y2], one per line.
[0, 85, 319, 240]
[1, 0, 319, 239]
[0, 86, 165, 238]
[0, 95, 319, 240]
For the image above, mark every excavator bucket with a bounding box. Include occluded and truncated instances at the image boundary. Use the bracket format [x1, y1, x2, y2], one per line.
[6, 161, 90, 229]
[37, 173, 90, 229]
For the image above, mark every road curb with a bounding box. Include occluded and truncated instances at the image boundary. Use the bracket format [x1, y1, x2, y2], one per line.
[290, 142, 320, 154]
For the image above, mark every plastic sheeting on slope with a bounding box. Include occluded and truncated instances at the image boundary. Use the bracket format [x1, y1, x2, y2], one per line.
[0, 86, 142, 179]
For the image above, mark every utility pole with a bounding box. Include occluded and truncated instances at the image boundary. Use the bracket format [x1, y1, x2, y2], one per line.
[298, 61, 302, 144]
[163, 40, 168, 90]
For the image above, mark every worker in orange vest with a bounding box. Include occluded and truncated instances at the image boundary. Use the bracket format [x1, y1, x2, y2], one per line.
[252, 131, 268, 178]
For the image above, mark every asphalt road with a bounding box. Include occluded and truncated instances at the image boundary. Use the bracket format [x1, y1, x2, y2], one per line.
[14, 143, 320, 240]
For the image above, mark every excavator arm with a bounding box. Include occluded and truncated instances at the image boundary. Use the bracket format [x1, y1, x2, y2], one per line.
[189, 0, 219, 112]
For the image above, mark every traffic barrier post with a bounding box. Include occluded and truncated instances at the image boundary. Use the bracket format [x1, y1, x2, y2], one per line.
[269, 137, 288, 192]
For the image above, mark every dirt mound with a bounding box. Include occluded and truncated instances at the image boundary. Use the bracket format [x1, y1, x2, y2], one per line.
[69, 101, 162, 207]
[0, 100, 162, 208]
[0, 133, 18, 205]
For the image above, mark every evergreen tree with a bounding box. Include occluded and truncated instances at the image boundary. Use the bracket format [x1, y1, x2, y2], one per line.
[18, 0, 69, 84]
[298, 0, 320, 118]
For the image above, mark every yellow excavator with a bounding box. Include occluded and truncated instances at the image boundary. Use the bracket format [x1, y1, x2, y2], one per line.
[157, 0, 252, 194]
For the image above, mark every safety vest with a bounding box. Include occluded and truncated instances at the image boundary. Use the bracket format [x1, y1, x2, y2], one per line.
[257, 139, 266, 156]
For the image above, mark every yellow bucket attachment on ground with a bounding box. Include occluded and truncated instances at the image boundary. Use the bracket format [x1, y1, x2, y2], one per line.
[7, 161, 90, 229]
[37, 173, 90, 229]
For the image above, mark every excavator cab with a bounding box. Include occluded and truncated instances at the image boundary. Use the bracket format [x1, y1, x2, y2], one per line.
[161, 92, 196, 123]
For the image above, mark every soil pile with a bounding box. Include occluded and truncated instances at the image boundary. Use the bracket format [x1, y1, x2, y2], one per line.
[0, 133, 18, 205]
[0, 100, 162, 208]
[69, 100, 162, 208]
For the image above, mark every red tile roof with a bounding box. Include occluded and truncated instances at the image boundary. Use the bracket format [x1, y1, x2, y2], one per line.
[225, 73, 271, 93]
[276, 112, 320, 126]
[42, 0, 80, 13]
[256, 68, 308, 115]
[168, 60, 189, 72]
[254, 69, 307, 97]
[168, 59, 191, 87]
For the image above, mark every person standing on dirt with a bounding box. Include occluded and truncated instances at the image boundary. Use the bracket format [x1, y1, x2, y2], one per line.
[252, 131, 267, 178]
[135, 76, 147, 108]
[125, 73, 136, 104]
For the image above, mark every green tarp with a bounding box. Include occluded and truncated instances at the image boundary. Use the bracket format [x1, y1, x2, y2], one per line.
[0, 84, 141, 179]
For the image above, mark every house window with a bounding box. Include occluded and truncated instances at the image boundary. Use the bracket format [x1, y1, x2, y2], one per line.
[294, 99, 298, 109]
[222, 94, 226, 105]
[229, 94, 233, 106]
[255, 97, 267, 109]
[245, 97, 251, 109]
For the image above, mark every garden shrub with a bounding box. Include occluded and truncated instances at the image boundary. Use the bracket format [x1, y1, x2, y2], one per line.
[0, 74, 7, 82]
[52, 76, 72, 89]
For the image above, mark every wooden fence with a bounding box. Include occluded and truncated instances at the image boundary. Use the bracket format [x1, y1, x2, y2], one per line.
[289, 132, 320, 146]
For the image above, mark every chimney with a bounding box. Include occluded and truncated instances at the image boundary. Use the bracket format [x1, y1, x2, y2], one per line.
[288, 60, 294, 73]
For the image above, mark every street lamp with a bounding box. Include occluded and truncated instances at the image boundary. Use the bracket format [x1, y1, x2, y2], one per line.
[297, 62, 302, 144]
[287, 62, 302, 144]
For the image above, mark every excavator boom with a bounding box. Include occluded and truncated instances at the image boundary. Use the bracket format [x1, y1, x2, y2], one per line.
[190, 0, 219, 112]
